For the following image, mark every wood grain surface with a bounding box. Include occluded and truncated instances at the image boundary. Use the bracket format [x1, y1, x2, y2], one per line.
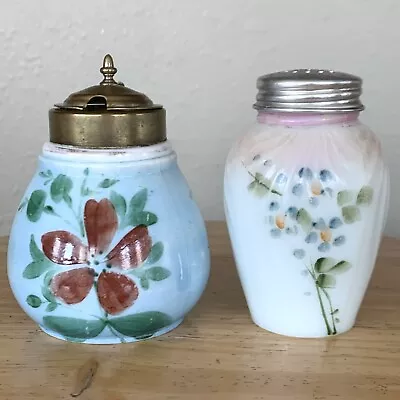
[1, 221, 400, 399]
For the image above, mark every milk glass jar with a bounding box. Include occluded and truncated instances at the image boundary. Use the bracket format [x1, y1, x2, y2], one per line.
[8, 55, 210, 344]
[224, 69, 389, 337]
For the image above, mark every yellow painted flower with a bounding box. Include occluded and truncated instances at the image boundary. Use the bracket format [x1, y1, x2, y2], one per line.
[275, 214, 285, 230]
[320, 229, 332, 243]
[311, 180, 323, 196]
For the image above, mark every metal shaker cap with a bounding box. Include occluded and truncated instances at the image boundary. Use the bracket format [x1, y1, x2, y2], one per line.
[254, 69, 364, 113]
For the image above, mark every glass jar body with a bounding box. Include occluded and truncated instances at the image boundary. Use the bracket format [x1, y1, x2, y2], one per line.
[224, 112, 389, 337]
[8, 142, 210, 344]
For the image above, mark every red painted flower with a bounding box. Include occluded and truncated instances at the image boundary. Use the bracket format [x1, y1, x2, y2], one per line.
[41, 199, 152, 315]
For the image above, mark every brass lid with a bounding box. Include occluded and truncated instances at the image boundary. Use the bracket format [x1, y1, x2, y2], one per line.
[49, 54, 166, 148]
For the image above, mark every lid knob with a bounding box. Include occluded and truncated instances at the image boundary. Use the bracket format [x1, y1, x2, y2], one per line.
[100, 54, 118, 85]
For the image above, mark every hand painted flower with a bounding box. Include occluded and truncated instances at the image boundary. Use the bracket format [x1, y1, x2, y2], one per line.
[41, 199, 152, 315]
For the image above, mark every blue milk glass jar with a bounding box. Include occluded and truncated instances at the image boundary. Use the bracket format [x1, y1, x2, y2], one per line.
[8, 55, 210, 344]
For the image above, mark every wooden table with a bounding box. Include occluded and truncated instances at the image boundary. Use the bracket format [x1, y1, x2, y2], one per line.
[1, 222, 400, 399]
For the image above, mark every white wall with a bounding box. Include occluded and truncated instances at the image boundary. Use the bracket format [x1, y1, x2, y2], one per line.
[0, 0, 399, 236]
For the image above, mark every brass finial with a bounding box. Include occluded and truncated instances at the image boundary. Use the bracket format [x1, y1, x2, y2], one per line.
[100, 54, 117, 85]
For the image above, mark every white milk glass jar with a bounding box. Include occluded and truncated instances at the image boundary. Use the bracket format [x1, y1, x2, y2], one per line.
[224, 69, 389, 337]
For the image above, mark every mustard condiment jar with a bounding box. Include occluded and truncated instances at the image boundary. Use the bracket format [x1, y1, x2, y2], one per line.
[8, 55, 210, 344]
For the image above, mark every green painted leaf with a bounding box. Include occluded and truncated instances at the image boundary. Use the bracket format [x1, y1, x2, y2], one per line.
[41, 270, 57, 302]
[316, 274, 336, 288]
[98, 179, 119, 188]
[356, 186, 374, 206]
[39, 170, 52, 178]
[140, 277, 150, 290]
[314, 257, 337, 273]
[270, 188, 282, 196]
[29, 234, 44, 261]
[43, 205, 57, 215]
[255, 172, 265, 181]
[248, 173, 282, 197]
[80, 173, 90, 196]
[296, 208, 312, 233]
[255, 173, 270, 188]
[26, 295, 42, 308]
[330, 260, 352, 274]
[23, 261, 51, 279]
[42, 284, 56, 303]
[146, 242, 164, 264]
[120, 189, 158, 228]
[81, 187, 92, 196]
[43, 316, 106, 339]
[145, 266, 171, 281]
[50, 174, 73, 203]
[247, 180, 269, 197]
[342, 206, 361, 224]
[128, 189, 147, 214]
[337, 190, 353, 206]
[27, 190, 47, 222]
[110, 191, 127, 219]
[108, 311, 173, 338]
[132, 212, 158, 226]
[43, 269, 57, 286]
[45, 302, 58, 312]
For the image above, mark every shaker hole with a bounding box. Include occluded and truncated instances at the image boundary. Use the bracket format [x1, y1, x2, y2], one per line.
[86, 96, 107, 111]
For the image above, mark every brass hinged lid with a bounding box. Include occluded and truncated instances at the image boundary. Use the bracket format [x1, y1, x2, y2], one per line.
[49, 54, 166, 148]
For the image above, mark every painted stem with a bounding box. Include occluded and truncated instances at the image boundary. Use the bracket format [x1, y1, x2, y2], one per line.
[320, 287, 337, 334]
[80, 176, 88, 197]
[51, 211, 80, 233]
[127, 268, 145, 278]
[64, 218, 80, 232]
[307, 265, 332, 336]
[108, 324, 126, 343]
[77, 199, 85, 238]
[249, 171, 282, 196]
[241, 161, 282, 196]
[66, 203, 85, 238]
[315, 284, 332, 335]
